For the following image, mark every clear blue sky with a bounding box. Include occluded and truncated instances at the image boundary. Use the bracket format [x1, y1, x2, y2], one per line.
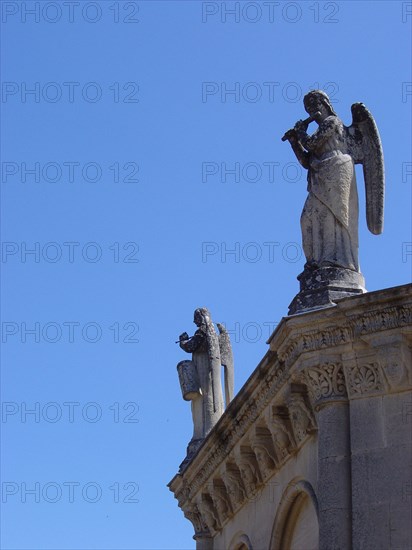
[1, 1, 411, 548]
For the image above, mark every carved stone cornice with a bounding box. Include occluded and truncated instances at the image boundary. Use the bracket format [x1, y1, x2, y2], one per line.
[273, 287, 412, 370]
[277, 326, 353, 369]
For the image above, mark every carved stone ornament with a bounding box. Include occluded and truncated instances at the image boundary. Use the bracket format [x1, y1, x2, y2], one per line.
[375, 340, 412, 390]
[184, 504, 208, 537]
[287, 392, 317, 444]
[208, 480, 232, 525]
[236, 450, 260, 499]
[252, 443, 276, 481]
[268, 408, 295, 462]
[344, 362, 384, 397]
[222, 463, 246, 510]
[197, 494, 221, 534]
[305, 362, 347, 408]
[251, 425, 278, 480]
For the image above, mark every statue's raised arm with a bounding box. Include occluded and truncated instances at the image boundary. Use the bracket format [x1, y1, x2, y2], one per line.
[282, 90, 385, 315]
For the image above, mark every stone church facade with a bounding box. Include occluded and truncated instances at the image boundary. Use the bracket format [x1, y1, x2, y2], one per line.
[169, 284, 412, 549]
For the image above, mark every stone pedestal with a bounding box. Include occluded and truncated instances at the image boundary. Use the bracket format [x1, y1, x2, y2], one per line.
[288, 266, 366, 315]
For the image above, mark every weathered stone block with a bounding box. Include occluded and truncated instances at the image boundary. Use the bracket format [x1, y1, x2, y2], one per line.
[383, 391, 412, 447]
[349, 396, 385, 452]
[352, 503, 390, 550]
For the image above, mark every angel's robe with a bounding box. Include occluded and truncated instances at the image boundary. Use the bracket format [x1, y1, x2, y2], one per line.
[300, 115, 359, 271]
[180, 327, 224, 441]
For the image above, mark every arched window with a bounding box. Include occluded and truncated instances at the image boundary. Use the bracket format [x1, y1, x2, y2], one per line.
[229, 532, 253, 550]
[270, 479, 319, 550]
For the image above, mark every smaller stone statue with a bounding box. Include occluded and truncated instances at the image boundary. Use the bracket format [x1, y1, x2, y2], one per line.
[177, 308, 234, 458]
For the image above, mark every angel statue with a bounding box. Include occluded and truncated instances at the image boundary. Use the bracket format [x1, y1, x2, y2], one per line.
[282, 90, 384, 314]
[176, 308, 234, 459]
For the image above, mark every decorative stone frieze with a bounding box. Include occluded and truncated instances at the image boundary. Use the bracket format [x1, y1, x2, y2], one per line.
[277, 328, 353, 369]
[274, 301, 412, 371]
[350, 305, 412, 336]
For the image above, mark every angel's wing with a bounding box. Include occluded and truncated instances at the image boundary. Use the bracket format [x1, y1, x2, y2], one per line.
[346, 102, 385, 235]
[217, 324, 234, 406]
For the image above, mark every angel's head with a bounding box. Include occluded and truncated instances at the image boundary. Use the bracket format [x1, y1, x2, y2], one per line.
[303, 90, 337, 118]
[193, 307, 211, 327]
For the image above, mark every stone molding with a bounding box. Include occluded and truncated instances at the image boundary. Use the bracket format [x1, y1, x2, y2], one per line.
[168, 285, 412, 539]
[275, 301, 412, 370]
